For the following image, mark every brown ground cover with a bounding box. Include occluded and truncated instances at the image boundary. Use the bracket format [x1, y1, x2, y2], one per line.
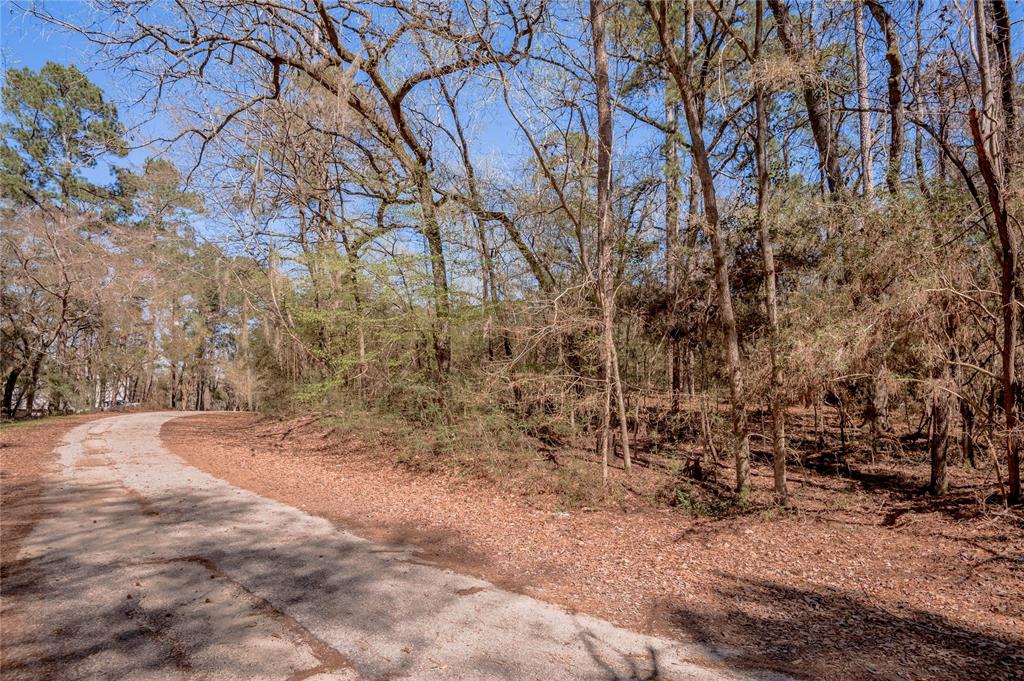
[163, 411, 1024, 681]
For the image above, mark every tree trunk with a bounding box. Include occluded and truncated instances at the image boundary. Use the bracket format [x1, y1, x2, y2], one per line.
[650, 0, 750, 497]
[23, 353, 44, 413]
[170, 363, 179, 409]
[866, 369, 889, 459]
[866, 0, 905, 194]
[611, 339, 631, 473]
[970, 0, 1019, 501]
[3, 367, 21, 418]
[591, 0, 631, 477]
[665, 78, 682, 412]
[990, 0, 1016, 175]
[854, 0, 873, 200]
[416, 172, 452, 389]
[768, 0, 845, 196]
[969, 108, 1018, 502]
[962, 396, 976, 467]
[755, 0, 788, 503]
[929, 375, 951, 495]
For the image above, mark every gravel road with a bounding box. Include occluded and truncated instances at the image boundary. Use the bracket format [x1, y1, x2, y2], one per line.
[3, 412, 789, 681]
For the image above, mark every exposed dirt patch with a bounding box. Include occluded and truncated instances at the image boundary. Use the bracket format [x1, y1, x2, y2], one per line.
[163, 412, 1024, 681]
[0, 413, 110, 677]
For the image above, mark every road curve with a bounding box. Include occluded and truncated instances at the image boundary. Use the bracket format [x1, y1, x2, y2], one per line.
[4, 412, 788, 681]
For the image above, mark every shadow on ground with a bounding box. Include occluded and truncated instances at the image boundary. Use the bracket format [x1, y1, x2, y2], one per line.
[663, 571, 1023, 681]
[1, 475, 710, 681]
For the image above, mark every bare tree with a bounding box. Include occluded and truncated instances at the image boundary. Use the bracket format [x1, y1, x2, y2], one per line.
[591, 0, 631, 478]
[647, 0, 750, 497]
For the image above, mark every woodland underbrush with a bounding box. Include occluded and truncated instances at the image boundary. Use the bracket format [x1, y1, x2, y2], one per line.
[303, 389, 1018, 526]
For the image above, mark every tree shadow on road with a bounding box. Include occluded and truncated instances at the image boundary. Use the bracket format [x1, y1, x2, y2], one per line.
[1, 477, 447, 680]
[577, 634, 666, 681]
[2, 475, 758, 681]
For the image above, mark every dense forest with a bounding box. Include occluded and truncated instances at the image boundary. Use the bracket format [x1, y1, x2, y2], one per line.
[3, 0, 1023, 507]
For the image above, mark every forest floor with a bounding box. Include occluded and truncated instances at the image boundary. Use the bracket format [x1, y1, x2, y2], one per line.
[162, 411, 1024, 681]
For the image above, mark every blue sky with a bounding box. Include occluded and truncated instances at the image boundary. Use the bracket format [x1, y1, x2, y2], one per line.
[1, 2, 92, 72]
[2, 1, 187, 181]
